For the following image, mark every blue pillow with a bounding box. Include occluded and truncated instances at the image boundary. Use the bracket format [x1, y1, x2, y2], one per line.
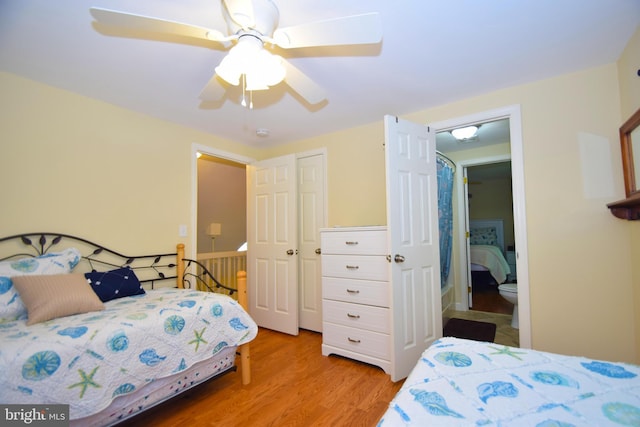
[85, 267, 145, 302]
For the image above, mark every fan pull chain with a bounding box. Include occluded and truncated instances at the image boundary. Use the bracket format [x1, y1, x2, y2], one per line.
[241, 74, 247, 108]
[239, 74, 254, 109]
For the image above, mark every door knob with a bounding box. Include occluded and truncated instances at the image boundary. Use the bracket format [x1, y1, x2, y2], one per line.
[315, 248, 321, 254]
[287, 249, 294, 256]
[394, 254, 405, 263]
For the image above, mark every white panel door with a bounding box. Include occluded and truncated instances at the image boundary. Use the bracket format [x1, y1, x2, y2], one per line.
[297, 153, 326, 332]
[384, 115, 442, 382]
[247, 154, 298, 335]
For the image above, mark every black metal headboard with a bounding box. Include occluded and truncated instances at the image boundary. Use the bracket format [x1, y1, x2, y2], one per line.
[0, 232, 237, 294]
[0, 232, 177, 288]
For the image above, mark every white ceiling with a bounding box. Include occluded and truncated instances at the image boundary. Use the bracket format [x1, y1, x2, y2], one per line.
[1, 1, 638, 149]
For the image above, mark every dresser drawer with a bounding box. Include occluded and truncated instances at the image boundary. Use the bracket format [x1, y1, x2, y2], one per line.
[321, 229, 387, 255]
[323, 300, 390, 333]
[322, 277, 390, 307]
[322, 322, 390, 360]
[322, 254, 388, 281]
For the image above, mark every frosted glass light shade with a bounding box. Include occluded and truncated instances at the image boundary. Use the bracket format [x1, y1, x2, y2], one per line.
[215, 36, 285, 89]
[451, 126, 478, 140]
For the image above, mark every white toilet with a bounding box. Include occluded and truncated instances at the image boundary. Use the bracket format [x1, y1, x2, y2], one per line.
[498, 283, 519, 329]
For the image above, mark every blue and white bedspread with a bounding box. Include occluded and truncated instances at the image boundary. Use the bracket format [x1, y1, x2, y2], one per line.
[0, 288, 258, 419]
[378, 337, 640, 426]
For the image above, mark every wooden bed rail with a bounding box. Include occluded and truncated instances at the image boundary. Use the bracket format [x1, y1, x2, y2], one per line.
[177, 243, 185, 289]
[237, 271, 251, 385]
[176, 244, 251, 385]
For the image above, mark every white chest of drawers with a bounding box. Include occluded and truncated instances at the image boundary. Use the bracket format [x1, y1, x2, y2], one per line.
[320, 226, 392, 375]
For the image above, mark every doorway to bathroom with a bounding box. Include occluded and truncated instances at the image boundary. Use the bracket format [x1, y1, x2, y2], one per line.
[432, 105, 530, 348]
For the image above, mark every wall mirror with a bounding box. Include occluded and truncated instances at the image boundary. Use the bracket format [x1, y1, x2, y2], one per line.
[620, 107, 640, 197]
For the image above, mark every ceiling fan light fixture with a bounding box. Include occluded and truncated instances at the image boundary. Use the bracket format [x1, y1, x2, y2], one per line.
[215, 35, 286, 89]
[451, 125, 479, 141]
[215, 54, 241, 85]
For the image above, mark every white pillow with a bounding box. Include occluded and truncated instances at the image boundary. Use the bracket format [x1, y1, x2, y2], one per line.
[0, 248, 81, 323]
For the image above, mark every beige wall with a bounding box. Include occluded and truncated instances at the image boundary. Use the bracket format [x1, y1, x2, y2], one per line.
[267, 64, 636, 363]
[263, 123, 388, 227]
[2, 41, 638, 363]
[0, 72, 259, 255]
[197, 156, 246, 253]
[618, 26, 640, 119]
[467, 178, 514, 247]
[616, 26, 640, 363]
[413, 68, 633, 363]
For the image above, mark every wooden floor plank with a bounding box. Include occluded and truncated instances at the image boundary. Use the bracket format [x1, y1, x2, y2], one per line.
[119, 328, 403, 427]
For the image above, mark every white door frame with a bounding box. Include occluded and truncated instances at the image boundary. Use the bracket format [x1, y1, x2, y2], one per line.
[428, 105, 531, 349]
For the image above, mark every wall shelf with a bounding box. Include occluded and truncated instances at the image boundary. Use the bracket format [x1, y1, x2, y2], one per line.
[607, 193, 640, 220]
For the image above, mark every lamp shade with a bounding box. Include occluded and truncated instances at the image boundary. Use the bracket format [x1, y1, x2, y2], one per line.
[206, 223, 222, 237]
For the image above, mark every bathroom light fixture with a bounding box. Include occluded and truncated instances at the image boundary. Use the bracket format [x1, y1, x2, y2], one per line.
[451, 125, 479, 140]
[215, 35, 286, 108]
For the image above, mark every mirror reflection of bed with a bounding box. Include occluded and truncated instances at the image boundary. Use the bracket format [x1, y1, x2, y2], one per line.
[469, 219, 516, 316]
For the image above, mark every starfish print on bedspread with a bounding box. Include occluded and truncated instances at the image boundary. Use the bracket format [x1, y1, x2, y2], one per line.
[189, 327, 208, 352]
[487, 345, 527, 360]
[68, 366, 101, 398]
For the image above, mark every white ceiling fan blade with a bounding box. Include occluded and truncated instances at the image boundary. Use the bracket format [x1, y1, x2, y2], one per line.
[199, 73, 227, 101]
[222, 0, 256, 29]
[273, 13, 382, 49]
[89, 7, 230, 44]
[282, 60, 326, 105]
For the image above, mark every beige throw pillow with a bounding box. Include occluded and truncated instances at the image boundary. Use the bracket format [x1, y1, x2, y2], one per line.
[13, 273, 105, 325]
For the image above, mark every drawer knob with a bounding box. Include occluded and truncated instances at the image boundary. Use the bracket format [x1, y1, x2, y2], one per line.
[347, 313, 360, 319]
[346, 289, 360, 294]
[345, 241, 359, 245]
[346, 265, 359, 270]
[347, 337, 361, 343]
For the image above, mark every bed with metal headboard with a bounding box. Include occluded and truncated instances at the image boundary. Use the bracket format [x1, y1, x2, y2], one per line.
[0, 232, 257, 426]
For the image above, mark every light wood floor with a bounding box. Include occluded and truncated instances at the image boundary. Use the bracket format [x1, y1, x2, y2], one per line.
[119, 328, 403, 427]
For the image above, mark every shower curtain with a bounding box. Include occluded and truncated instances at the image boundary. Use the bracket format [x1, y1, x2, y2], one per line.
[437, 156, 454, 288]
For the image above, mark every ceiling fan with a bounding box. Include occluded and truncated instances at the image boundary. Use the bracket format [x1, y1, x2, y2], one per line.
[89, 0, 382, 106]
